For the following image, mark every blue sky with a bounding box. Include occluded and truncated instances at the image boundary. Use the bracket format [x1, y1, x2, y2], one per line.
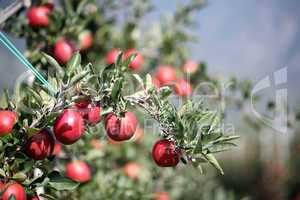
[1, 0, 300, 105]
[151, 0, 300, 104]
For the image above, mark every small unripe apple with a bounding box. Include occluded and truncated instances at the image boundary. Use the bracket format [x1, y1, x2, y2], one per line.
[0, 110, 18, 136]
[2, 183, 26, 200]
[156, 66, 177, 86]
[75, 100, 102, 126]
[106, 48, 121, 64]
[54, 39, 74, 64]
[27, 6, 51, 27]
[66, 161, 91, 183]
[124, 162, 141, 179]
[79, 30, 93, 51]
[124, 49, 144, 71]
[105, 112, 138, 141]
[174, 79, 193, 97]
[155, 192, 170, 200]
[182, 60, 198, 74]
[54, 109, 85, 145]
[152, 139, 181, 167]
[25, 129, 54, 160]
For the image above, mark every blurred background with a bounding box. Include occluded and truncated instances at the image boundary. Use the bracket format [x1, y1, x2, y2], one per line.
[1, 0, 300, 200]
[1, 0, 300, 105]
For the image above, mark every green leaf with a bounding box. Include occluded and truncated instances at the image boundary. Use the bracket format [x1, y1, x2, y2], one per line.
[216, 135, 240, 143]
[202, 132, 222, 144]
[116, 52, 124, 67]
[27, 127, 40, 137]
[145, 74, 153, 91]
[47, 171, 80, 191]
[27, 88, 43, 105]
[42, 53, 65, 77]
[111, 79, 123, 101]
[198, 111, 221, 132]
[12, 172, 27, 181]
[193, 136, 202, 154]
[208, 142, 237, 153]
[101, 107, 113, 116]
[69, 69, 90, 86]
[158, 86, 172, 99]
[67, 52, 81, 76]
[123, 54, 136, 69]
[203, 153, 224, 175]
[76, 0, 89, 14]
[0, 89, 9, 109]
[9, 195, 16, 200]
[0, 168, 6, 177]
[132, 74, 144, 88]
[39, 193, 56, 200]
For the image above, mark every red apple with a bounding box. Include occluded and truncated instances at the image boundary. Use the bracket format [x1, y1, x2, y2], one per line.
[152, 139, 181, 167]
[54, 109, 85, 145]
[124, 49, 144, 71]
[174, 79, 193, 97]
[156, 66, 177, 86]
[25, 129, 54, 160]
[182, 60, 198, 74]
[54, 39, 74, 64]
[155, 192, 170, 200]
[75, 100, 102, 126]
[105, 112, 138, 141]
[124, 162, 141, 179]
[2, 183, 26, 200]
[66, 161, 91, 183]
[106, 48, 121, 64]
[0, 110, 18, 136]
[27, 6, 51, 27]
[79, 30, 93, 51]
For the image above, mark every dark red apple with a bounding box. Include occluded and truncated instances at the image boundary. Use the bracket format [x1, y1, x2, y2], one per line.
[75, 100, 102, 126]
[25, 129, 54, 160]
[152, 139, 181, 167]
[54, 109, 85, 145]
[105, 112, 138, 141]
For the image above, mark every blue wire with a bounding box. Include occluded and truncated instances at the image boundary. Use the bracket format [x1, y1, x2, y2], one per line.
[0, 31, 57, 94]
